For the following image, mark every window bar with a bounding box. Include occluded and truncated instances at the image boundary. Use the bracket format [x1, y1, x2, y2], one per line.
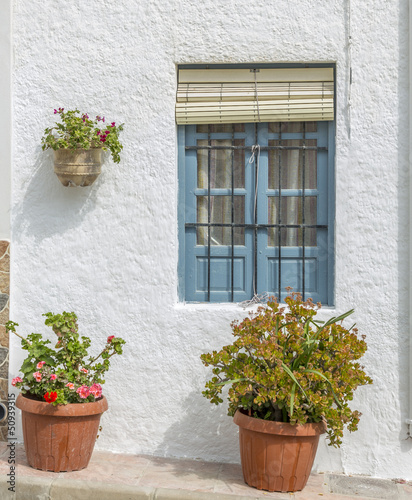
[186, 144, 326, 152]
[187, 222, 327, 230]
[302, 123, 306, 300]
[207, 127, 211, 302]
[231, 125, 235, 302]
[185, 222, 328, 229]
[277, 123, 282, 301]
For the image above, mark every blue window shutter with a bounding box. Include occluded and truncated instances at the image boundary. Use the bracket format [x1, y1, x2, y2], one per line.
[177, 126, 186, 302]
[182, 125, 254, 302]
[179, 121, 335, 305]
[255, 121, 333, 304]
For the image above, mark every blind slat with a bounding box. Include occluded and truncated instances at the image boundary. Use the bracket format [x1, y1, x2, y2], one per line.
[176, 68, 334, 125]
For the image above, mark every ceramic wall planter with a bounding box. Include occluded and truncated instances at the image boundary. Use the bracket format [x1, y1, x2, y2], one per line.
[53, 148, 103, 187]
[16, 393, 108, 472]
[233, 409, 326, 493]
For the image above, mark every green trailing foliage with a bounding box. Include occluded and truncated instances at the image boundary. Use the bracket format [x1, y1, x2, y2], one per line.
[200, 290, 373, 447]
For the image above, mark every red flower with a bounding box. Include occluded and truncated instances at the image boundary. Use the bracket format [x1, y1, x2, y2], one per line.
[107, 335, 115, 343]
[44, 391, 58, 404]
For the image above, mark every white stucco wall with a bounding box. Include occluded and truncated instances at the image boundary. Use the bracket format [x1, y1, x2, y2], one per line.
[9, 0, 412, 480]
[0, 0, 11, 239]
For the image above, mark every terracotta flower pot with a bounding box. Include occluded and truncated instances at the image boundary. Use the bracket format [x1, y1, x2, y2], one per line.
[233, 409, 326, 492]
[16, 393, 108, 472]
[53, 148, 103, 187]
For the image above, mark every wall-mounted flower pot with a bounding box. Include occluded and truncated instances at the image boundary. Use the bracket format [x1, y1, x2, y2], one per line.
[53, 148, 103, 187]
[234, 409, 326, 492]
[16, 393, 108, 472]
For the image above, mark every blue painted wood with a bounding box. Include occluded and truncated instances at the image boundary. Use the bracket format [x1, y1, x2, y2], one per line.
[177, 126, 186, 302]
[327, 120, 336, 306]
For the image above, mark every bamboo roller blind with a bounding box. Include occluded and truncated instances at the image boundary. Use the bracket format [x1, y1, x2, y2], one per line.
[176, 67, 334, 125]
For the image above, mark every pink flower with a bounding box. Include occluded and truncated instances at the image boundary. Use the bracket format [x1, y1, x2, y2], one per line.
[11, 377, 22, 387]
[89, 383, 102, 398]
[36, 361, 46, 369]
[76, 385, 90, 399]
[50, 374, 57, 381]
[81, 368, 88, 374]
[107, 335, 115, 343]
[33, 371, 42, 382]
[65, 382, 75, 390]
[111, 122, 115, 127]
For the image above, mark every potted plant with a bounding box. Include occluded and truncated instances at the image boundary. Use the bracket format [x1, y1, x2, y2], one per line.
[6, 311, 125, 472]
[41, 108, 124, 187]
[200, 290, 373, 493]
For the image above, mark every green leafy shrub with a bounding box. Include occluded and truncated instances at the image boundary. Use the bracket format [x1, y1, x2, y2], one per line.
[41, 108, 124, 163]
[201, 291, 373, 447]
[7, 311, 125, 406]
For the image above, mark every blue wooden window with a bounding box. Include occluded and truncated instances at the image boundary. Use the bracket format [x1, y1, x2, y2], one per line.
[178, 121, 335, 305]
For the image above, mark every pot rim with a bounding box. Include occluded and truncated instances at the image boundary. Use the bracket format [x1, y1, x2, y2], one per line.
[53, 147, 103, 152]
[53, 147, 104, 158]
[16, 393, 108, 417]
[233, 409, 326, 436]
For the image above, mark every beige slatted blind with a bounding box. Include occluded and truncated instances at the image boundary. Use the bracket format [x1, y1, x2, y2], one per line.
[176, 67, 334, 125]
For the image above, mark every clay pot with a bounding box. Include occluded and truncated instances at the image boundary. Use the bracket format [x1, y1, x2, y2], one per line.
[233, 409, 326, 492]
[16, 394, 108, 472]
[53, 148, 103, 187]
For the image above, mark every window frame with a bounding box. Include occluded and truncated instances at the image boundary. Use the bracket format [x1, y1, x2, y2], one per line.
[177, 65, 335, 306]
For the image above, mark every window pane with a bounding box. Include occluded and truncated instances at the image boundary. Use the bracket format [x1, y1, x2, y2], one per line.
[268, 122, 317, 133]
[268, 139, 317, 190]
[197, 139, 245, 189]
[268, 196, 317, 246]
[196, 124, 245, 133]
[197, 196, 245, 245]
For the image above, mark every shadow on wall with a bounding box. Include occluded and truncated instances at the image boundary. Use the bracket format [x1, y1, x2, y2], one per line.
[12, 147, 103, 243]
[154, 390, 240, 466]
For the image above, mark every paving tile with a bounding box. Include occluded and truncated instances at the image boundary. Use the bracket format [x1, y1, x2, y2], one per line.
[0, 443, 408, 500]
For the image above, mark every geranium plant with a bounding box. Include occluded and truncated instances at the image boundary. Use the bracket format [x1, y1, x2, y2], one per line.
[200, 290, 373, 447]
[41, 108, 124, 163]
[7, 311, 126, 406]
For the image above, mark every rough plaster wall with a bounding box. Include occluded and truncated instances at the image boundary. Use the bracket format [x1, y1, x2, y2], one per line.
[9, 0, 411, 480]
[0, 0, 11, 240]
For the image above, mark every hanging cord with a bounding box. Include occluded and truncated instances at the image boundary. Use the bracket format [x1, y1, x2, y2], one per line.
[239, 144, 269, 309]
[238, 71, 267, 308]
[239, 292, 270, 309]
[254, 69, 261, 123]
[249, 144, 261, 220]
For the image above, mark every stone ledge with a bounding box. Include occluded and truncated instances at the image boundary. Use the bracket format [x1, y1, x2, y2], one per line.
[326, 473, 405, 500]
